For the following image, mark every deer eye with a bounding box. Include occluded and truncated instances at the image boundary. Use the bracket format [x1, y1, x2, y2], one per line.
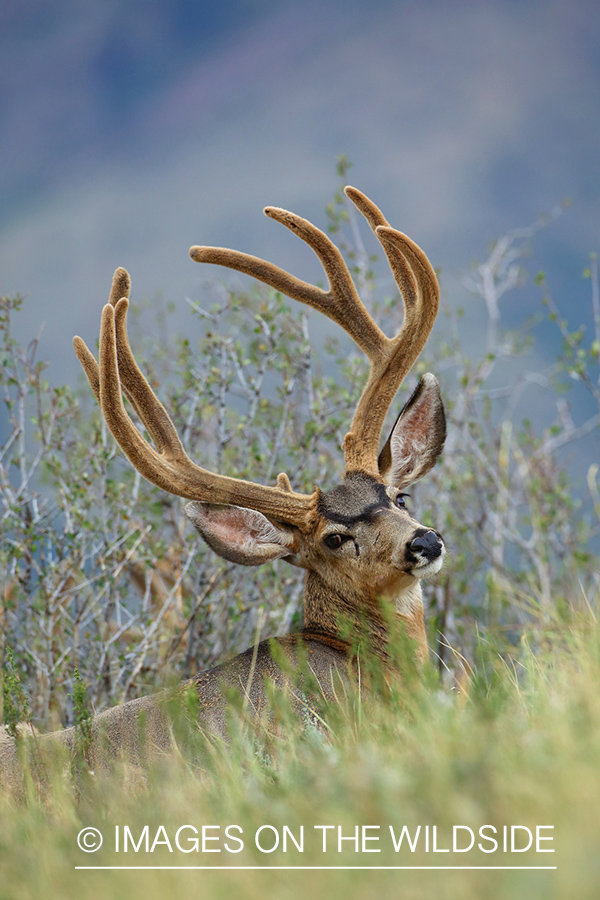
[323, 533, 345, 550]
[396, 493, 409, 509]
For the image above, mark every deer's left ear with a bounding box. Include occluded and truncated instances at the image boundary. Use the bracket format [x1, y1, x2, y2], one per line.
[378, 373, 446, 489]
[185, 503, 299, 566]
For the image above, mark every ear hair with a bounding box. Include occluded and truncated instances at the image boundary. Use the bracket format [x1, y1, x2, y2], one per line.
[185, 502, 299, 566]
[378, 373, 446, 489]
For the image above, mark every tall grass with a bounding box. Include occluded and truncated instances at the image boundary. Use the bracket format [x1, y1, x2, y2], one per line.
[1, 612, 600, 899]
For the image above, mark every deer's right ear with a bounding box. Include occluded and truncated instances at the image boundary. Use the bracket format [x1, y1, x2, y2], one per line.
[185, 502, 299, 566]
[378, 373, 446, 489]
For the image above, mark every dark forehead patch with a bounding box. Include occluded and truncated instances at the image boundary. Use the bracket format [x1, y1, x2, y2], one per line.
[318, 472, 391, 526]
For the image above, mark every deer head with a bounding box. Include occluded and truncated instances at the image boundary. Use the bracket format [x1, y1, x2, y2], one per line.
[73, 187, 445, 663]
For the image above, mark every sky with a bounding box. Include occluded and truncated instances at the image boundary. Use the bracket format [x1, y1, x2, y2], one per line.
[1, 0, 599, 407]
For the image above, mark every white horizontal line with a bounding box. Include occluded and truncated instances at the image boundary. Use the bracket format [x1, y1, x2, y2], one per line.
[75, 866, 558, 871]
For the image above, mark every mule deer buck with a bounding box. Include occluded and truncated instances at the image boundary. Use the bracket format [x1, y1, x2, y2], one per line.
[1, 186, 445, 787]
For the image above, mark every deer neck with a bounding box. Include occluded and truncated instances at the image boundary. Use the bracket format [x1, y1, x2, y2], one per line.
[302, 570, 428, 665]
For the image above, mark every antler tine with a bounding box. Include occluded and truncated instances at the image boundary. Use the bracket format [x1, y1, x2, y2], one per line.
[108, 266, 131, 307]
[75, 277, 317, 531]
[191, 189, 439, 478]
[110, 298, 188, 458]
[73, 267, 131, 405]
[344, 187, 420, 320]
[74, 268, 176, 455]
[342, 187, 440, 475]
[190, 208, 387, 360]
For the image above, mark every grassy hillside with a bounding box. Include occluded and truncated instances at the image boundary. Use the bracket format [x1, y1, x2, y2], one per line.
[1, 614, 600, 899]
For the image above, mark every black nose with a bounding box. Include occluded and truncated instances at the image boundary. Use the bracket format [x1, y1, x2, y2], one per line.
[410, 530, 443, 561]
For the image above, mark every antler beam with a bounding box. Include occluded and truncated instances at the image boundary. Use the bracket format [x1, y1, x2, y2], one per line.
[189, 187, 439, 476]
[342, 188, 439, 472]
[73, 273, 318, 531]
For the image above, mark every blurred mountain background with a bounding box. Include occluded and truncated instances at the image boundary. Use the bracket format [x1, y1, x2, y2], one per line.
[1, 0, 599, 414]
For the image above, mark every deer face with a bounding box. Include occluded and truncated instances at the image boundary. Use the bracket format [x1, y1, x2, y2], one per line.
[185, 372, 446, 609]
[307, 473, 445, 595]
